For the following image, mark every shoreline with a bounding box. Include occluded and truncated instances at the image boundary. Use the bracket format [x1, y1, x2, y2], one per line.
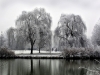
[0, 55, 100, 59]
[1, 50, 100, 59]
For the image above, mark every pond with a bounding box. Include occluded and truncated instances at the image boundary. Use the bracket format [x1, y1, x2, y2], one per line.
[0, 59, 99, 75]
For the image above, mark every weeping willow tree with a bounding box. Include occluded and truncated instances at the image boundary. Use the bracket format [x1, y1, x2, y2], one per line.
[54, 14, 87, 50]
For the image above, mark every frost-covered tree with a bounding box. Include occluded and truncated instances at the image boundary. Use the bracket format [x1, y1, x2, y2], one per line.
[7, 27, 16, 49]
[38, 22, 52, 53]
[92, 23, 100, 47]
[16, 11, 38, 54]
[33, 8, 52, 53]
[16, 8, 52, 54]
[54, 14, 87, 50]
[0, 32, 5, 47]
[54, 27, 61, 50]
[15, 29, 26, 50]
[38, 29, 51, 53]
[7, 27, 26, 50]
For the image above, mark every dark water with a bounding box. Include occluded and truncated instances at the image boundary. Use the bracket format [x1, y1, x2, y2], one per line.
[0, 59, 99, 75]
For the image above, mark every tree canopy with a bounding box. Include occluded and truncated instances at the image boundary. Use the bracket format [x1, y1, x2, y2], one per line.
[16, 8, 52, 54]
[54, 14, 87, 50]
[92, 23, 100, 47]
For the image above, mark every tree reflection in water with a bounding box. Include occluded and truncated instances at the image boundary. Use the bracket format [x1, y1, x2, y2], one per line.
[30, 59, 33, 75]
[0, 59, 100, 75]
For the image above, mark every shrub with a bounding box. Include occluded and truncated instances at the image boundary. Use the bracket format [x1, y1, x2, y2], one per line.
[62, 48, 95, 58]
[93, 50, 100, 57]
[0, 48, 15, 57]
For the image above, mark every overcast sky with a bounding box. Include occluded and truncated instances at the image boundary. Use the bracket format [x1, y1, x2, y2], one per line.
[0, 0, 100, 38]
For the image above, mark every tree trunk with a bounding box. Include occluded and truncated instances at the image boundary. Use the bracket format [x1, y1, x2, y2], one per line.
[31, 59, 33, 74]
[31, 43, 33, 54]
[39, 47, 40, 53]
[30, 39, 36, 54]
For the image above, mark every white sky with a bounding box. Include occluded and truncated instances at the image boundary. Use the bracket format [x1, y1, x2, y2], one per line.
[0, 0, 100, 38]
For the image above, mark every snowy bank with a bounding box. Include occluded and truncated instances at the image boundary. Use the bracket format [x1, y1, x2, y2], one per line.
[11, 50, 61, 54]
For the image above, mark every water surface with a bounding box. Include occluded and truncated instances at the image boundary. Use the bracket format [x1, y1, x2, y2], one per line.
[0, 59, 99, 75]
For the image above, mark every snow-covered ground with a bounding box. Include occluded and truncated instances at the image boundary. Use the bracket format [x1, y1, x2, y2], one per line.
[11, 50, 62, 54]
